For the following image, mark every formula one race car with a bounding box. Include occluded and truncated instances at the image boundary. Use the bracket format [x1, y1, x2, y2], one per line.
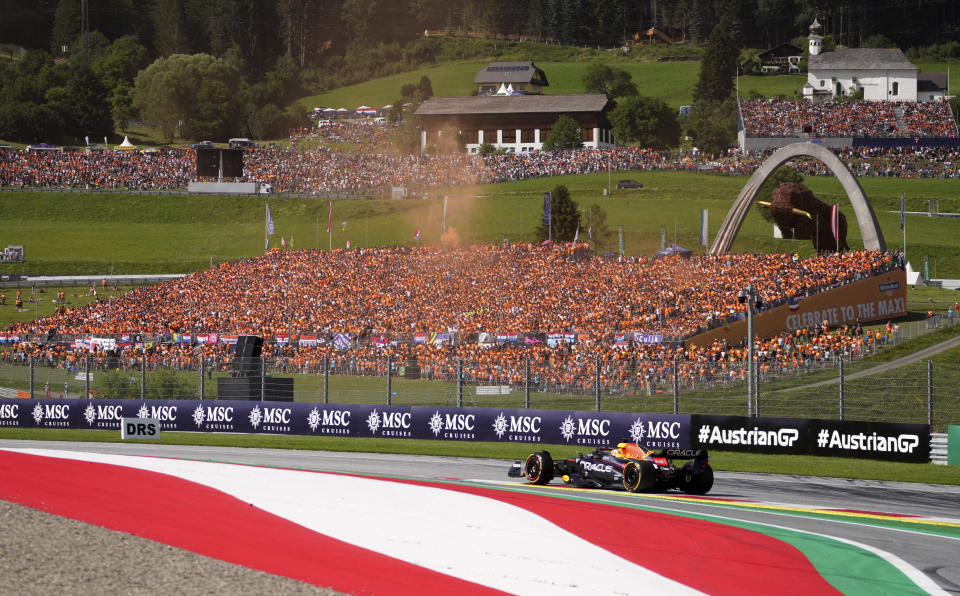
[508, 441, 713, 495]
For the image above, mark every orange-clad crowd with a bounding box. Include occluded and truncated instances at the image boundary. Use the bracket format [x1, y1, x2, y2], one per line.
[741, 99, 958, 138]
[2, 245, 903, 392]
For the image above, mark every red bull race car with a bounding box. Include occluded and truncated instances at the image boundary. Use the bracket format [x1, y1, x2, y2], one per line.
[508, 441, 713, 495]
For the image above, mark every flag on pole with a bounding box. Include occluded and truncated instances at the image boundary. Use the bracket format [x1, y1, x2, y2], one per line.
[900, 193, 905, 231]
[290, 235, 294, 247]
[660, 226, 666, 250]
[326, 201, 332, 234]
[265, 204, 275, 235]
[573, 226, 579, 244]
[542, 192, 552, 226]
[414, 228, 420, 240]
[699, 209, 709, 247]
[281, 236, 286, 248]
[588, 226, 592, 241]
[346, 240, 351, 249]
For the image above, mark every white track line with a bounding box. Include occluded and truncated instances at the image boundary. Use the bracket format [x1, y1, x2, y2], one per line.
[7, 448, 701, 596]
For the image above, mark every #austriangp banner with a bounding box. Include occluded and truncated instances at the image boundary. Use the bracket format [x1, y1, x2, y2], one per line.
[0, 398, 691, 449]
[692, 414, 930, 463]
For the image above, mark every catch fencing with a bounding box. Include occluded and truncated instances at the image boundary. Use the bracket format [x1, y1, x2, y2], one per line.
[1, 345, 957, 432]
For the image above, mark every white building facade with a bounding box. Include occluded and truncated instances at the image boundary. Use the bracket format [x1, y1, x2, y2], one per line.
[803, 18, 929, 102]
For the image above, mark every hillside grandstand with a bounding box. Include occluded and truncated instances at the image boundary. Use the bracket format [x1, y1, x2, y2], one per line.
[738, 99, 959, 152]
[0, 245, 911, 395]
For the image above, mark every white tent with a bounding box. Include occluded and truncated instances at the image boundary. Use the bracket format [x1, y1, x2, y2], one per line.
[506, 84, 515, 94]
[116, 136, 137, 151]
[905, 262, 922, 285]
[496, 83, 509, 95]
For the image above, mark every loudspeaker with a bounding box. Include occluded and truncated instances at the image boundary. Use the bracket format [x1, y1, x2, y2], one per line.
[195, 149, 244, 178]
[404, 356, 420, 379]
[195, 149, 219, 177]
[216, 376, 294, 401]
[235, 335, 263, 358]
[233, 335, 263, 376]
[220, 149, 244, 178]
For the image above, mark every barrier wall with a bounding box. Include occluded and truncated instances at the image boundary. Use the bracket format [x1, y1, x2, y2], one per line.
[686, 269, 907, 348]
[0, 398, 930, 462]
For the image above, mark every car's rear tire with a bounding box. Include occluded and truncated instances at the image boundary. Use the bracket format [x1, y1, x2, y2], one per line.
[524, 451, 553, 485]
[680, 462, 714, 495]
[622, 461, 657, 493]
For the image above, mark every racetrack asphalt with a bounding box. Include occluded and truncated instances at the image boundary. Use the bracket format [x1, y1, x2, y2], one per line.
[2, 439, 959, 594]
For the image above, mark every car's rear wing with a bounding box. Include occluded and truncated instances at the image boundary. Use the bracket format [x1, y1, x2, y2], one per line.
[658, 448, 708, 459]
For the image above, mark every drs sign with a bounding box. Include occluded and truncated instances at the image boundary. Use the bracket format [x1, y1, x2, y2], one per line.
[121, 417, 161, 440]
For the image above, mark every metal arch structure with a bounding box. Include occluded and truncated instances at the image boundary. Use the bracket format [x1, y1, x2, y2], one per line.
[709, 142, 886, 255]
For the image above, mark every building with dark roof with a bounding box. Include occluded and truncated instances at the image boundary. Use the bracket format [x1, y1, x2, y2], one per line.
[473, 61, 549, 95]
[917, 73, 949, 102]
[756, 43, 802, 74]
[415, 94, 615, 153]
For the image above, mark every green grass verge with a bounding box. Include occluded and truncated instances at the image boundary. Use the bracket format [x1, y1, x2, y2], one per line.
[2, 427, 957, 485]
[3, 171, 960, 276]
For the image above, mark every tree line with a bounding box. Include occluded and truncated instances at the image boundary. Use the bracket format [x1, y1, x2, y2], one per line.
[1, 0, 959, 144]
[3, 0, 959, 62]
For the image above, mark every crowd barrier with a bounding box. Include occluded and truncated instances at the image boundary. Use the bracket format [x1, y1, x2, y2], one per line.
[0, 398, 930, 462]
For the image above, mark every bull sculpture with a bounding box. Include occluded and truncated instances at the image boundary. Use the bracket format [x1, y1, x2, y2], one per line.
[758, 182, 849, 252]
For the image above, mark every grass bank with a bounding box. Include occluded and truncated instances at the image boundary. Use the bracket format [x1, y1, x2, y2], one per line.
[2, 171, 960, 276]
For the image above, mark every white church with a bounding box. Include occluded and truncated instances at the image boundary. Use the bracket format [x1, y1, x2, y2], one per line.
[802, 19, 948, 102]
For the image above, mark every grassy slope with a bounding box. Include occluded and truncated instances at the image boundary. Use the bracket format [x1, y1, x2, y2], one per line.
[297, 58, 960, 110]
[2, 171, 959, 276]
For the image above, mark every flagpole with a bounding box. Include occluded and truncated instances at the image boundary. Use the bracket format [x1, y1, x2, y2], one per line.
[902, 192, 907, 265]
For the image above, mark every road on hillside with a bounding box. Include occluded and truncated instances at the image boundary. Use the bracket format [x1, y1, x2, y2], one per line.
[774, 333, 960, 393]
[3, 439, 959, 593]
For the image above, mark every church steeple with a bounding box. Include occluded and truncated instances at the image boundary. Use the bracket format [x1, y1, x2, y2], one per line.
[808, 18, 823, 57]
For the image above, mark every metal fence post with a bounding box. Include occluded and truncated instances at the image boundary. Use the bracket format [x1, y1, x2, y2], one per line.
[199, 356, 205, 401]
[594, 356, 601, 412]
[28, 357, 34, 399]
[323, 356, 329, 404]
[754, 360, 760, 417]
[260, 358, 266, 401]
[672, 357, 679, 415]
[85, 354, 90, 399]
[524, 357, 530, 409]
[140, 351, 146, 400]
[387, 355, 392, 405]
[927, 359, 933, 427]
[456, 359, 463, 407]
[838, 358, 845, 421]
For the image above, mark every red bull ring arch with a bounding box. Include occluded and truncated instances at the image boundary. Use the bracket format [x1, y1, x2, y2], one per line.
[709, 142, 886, 255]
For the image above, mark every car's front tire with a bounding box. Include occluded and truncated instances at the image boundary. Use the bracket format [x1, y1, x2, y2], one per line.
[524, 451, 554, 485]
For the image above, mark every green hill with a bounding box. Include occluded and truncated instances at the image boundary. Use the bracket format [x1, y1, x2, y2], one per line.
[296, 48, 959, 111]
[1, 171, 958, 276]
